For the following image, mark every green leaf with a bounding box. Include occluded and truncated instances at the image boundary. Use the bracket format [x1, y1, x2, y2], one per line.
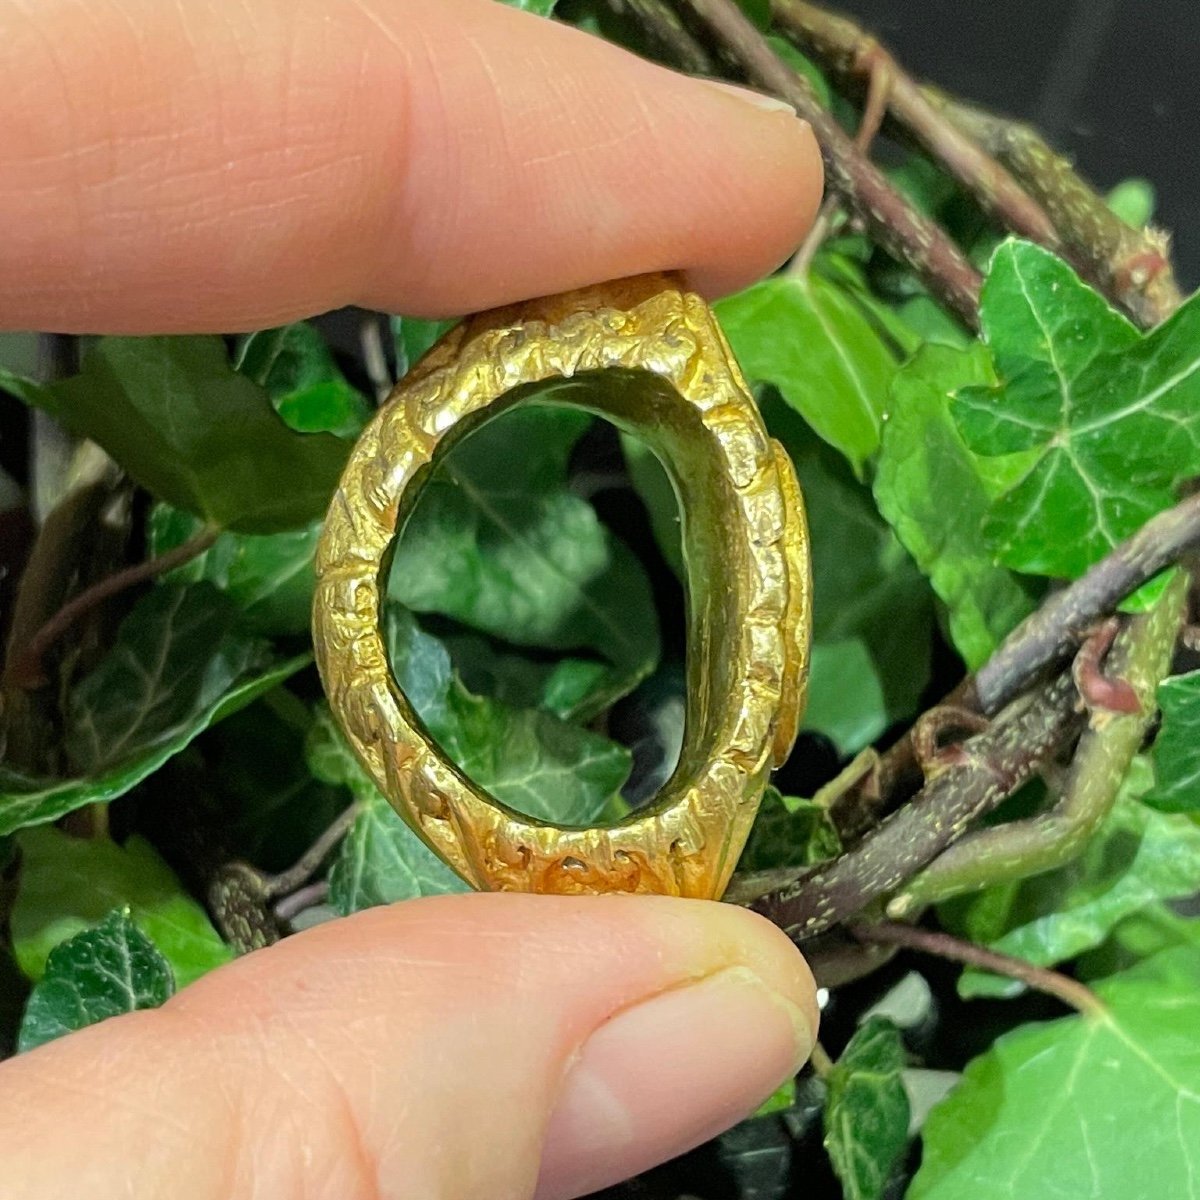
[770, 401, 934, 722]
[910, 947, 1200, 1200]
[740, 786, 841, 872]
[716, 271, 899, 473]
[824, 1017, 911, 1200]
[1146, 670, 1200, 812]
[952, 759, 1200, 997]
[12, 826, 230, 988]
[310, 712, 468, 914]
[0, 585, 308, 836]
[803, 639, 888, 756]
[149, 505, 321, 636]
[876, 344, 1039, 668]
[236, 322, 371, 437]
[767, 36, 832, 108]
[499, 0, 557, 13]
[955, 239, 1200, 577]
[317, 609, 631, 912]
[0, 337, 349, 532]
[441, 631, 611, 722]
[391, 315, 458, 377]
[390, 403, 659, 706]
[1106, 178, 1156, 227]
[18, 911, 174, 1053]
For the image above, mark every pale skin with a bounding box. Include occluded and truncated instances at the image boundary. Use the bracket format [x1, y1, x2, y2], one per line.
[0, 0, 826, 1196]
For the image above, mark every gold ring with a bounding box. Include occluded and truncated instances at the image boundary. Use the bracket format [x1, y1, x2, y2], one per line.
[313, 273, 811, 899]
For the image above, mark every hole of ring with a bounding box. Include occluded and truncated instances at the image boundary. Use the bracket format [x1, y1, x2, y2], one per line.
[382, 396, 686, 826]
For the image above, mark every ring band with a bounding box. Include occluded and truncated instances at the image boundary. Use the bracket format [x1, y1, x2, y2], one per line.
[313, 274, 811, 899]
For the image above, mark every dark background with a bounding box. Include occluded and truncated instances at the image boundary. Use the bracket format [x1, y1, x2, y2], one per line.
[834, 0, 1199, 285]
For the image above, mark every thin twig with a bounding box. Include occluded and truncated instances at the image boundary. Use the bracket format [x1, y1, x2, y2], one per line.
[771, 0, 1062, 249]
[261, 802, 360, 898]
[750, 671, 1082, 939]
[6, 526, 219, 689]
[891, 574, 1186, 914]
[274, 880, 331, 924]
[923, 89, 1183, 326]
[850, 921, 1105, 1017]
[669, 0, 983, 325]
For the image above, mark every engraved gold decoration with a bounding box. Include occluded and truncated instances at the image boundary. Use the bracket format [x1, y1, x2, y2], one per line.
[313, 273, 811, 899]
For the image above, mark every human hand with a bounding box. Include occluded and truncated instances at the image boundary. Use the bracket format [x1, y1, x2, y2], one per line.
[0, 1, 824, 1197]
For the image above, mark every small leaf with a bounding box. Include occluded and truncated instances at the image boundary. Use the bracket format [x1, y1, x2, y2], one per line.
[823, 1017, 911, 1200]
[18, 911, 174, 1053]
[1146, 670, 1200, 812]
[0, 337, 348, 532]
[12, 826, 230, 988]
[875, 344, 1039, 668]
[391, 315, 458, 377]
[1106, 178, 1156, 227]
[620, 432, 684, 579]
[498, 0, 557, 13]
[952, 758, 1200, 997]
[236, 322, 371, 437]
[390, 403, 659, 706]
[0, 585, 308, 836]
[956, 240, 1200, 577]
[716, 270, 899, 473]
[149, 505, 321, 636]
[910, 948, 1200, 1199]
[317, 609, 631, 912]
[740, 786, 841, 872]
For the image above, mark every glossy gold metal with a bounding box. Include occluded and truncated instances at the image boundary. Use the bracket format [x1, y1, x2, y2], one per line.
[313, 273, 811, 899]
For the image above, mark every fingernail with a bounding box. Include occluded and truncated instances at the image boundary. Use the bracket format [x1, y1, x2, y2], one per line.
[536, 966, 815, 1200]
[700, 78, 796, 116]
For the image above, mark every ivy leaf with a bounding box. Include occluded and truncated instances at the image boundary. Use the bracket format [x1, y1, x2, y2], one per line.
[390, 404, 659, 707]
[12, 826, 230, 988]
[716, 271, 899, 473]
[236, 322, 371, 437]
[803, 639, 888, 756]
[823, 1017, 911, 1200]
[0, 585, 307, 836]
[317, 609, 631, 912]
[441, 631, 611, 723]
[1146, 670, 1200, 812]
[739, 786, 841, 872]
[955, 240, 1200, 577]
[875, 344, 1039, 669]
[0, 337, 348, 532]
[910, 948, 1200, 1199]
[951, 759, 1200, 998]
[620, 433, 685, 579]
[309, 712, 468, 914]
[17, 911, 174, 1053]
[391, 315, 457, 377]
[770, 401, 934, 723]
[149, 505, 321, 637]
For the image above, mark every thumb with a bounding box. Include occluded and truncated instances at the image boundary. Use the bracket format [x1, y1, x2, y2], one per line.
[1, 894, 818, 1200]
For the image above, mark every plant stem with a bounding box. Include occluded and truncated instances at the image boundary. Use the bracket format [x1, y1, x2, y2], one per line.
[751, 671, 1082, 940]
[850, 921, 1105, 1017]
[891, 573, 1187, 913]
[771, 0, 1062, 249]
[616, 0, 716, 74]
[6, 525, 218, 689]
[668, 0, 983, 326]
[923, 89, 1183, 326]
[973, 492, 1200, 714]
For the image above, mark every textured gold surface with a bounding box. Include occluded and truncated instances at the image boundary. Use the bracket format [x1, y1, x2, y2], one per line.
[313, 274, 811, 899]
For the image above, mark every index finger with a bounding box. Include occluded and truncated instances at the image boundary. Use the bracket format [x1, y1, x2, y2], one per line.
[0, 0, 822, 333]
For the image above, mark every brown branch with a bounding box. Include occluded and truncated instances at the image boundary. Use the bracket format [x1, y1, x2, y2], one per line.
[6, 525, 218, 689]
[924, 89, 1183, 326]
[750, 671, 1082, 939]
[972, 491, 1200, 714]
[668, 0, 983, 326]
[850, 921, 1105, 1017]
[771, 0, 1062, 249]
